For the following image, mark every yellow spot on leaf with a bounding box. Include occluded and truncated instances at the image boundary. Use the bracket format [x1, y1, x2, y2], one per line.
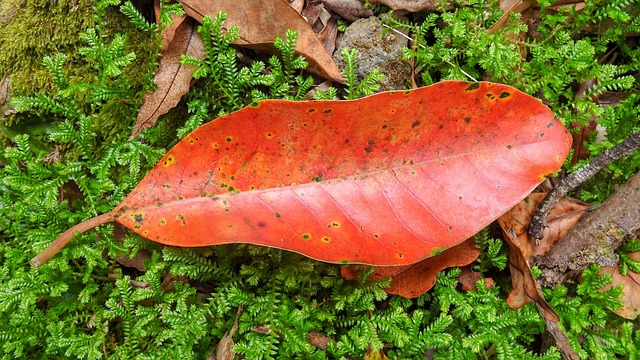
[163, 154, 175, 167]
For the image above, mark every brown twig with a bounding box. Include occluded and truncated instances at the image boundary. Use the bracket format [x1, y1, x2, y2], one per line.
[29, 211, 116, 267]
[529, 132, 640, 240]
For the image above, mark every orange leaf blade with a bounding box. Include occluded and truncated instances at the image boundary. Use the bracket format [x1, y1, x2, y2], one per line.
[114, 81, 572, 266]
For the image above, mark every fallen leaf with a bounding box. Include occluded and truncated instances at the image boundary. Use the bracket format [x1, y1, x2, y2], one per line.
[181, 0, 344, 82]
[369, 0, 453, 12]
[497, 193, 589, 321]
[458, 266, 494, 292]
[600, 252, 640, 319]
[32, 81, 572, 267]
[154, 0, 186, 51]
[488, 0, 536, 34]
[364, 346, 389, 360]
[323, 0, 374, 21]
[501, 227, 559, 322]
[498, 193, 590, 257]
[307, 331, 334, 350]
[208, 306, 242, 360]
[130, 16, 205, 139]
[342, 238, 480, 298]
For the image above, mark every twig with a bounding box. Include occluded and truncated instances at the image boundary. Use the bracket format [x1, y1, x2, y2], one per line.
[529, 132, 640, 240]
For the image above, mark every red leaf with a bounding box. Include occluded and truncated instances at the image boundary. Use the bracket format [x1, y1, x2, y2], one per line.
[341, 238, 480, 298]
[31, 81, 572, 267]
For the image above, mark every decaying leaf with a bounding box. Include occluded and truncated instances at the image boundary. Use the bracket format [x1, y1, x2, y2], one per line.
[497, 193, 589, 321]
[600, 252, 640, 320]
[499, 193, 590, 257]
[323, 0, 373, 21]
[31, 81, 571, 267]
[341, 238, 480, 298]
[501, 228, 559, 322]
[369, 0, 453, 12]
[130, 16, 204, 139]
[181, 0, 343, 82]
[458, 266, 494, 292]
[208, 306, 242, 360]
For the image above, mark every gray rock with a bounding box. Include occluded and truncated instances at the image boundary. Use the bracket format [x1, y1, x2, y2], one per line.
[333, 17, 410, 91]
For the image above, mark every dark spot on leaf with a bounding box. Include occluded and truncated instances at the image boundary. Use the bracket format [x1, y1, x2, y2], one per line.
[374, 234, 380, 238]
[496, 185, 501, 189]
[485, 93, 496, 100]
[459, 196, 463, 200]
[382, 124, 388, 129]
[507, 144, 513, 149]
[328, 221, 340, 228]
[323, 109, 332, 114]
[397, 253, 403, 258]
[547, 122, 555, 128]
[134, 213, 143, 224]
[163, 184, 171, 189]
[499, 91, 511, 98]
[412, 121, 420, 128]
[439, 124, 444, 129]
[159, 218, 167, 225]
[540, 132, 545, 137]
[302, 234, 311, 240]
[176, 214, 187, 226]
[311, 173, 324, 182]
[222, 199, 228, 205]
[404, 90, 411, 95]
[258, 222, 266, 228]
[464, 117, 471, 124]
[322, 237, 331, 243]
[275, 212, 281, 218]
[226, 137, 232, 142]
[466, 82, 480, 91]
[308, 108, 316, 113]
[449, 226, 453, 230]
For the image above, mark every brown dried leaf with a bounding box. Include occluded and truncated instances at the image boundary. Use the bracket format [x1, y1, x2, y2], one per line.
[600, 252, 640, 320]
[488, 0, 536, 34]
[181, 0, 343, 82]
[498, 193, 589, 258]
[364, 346, 389, 360]
[155, 0, 186, 51]
[458, 266, 494, 292]
[208, 306, 242, 360]
[130, 17, 204, 139]
[323, 0, 373, 21]
[501, 228, 559, 322]
[341, 238, 480, 298]
[307, 331, 334, 350]
[497, 193, 588, 321]
[369, 0, 453, 12]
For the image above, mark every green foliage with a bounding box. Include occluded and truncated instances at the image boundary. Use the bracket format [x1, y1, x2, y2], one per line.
[2, 0, 640, 359]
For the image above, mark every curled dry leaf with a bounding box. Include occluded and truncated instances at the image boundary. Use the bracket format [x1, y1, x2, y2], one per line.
[323, 0, 374, 21]
[499, 193, 590, 258]
[369, 0, 453, 12]
[501, 228, 559, 322]
[341, 238, 480, 298]
[31, 81, 571, 267]
[130, 17, 205, 139]
[181, 0, 344, 82]
[208, 306, 242, 360]
[457, 266, 494, 292]
[497, 193, 589, 321]
[599, 252, 640, 320]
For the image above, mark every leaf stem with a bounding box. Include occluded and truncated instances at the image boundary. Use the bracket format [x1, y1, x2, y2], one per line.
[30, 211, 116, 267]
